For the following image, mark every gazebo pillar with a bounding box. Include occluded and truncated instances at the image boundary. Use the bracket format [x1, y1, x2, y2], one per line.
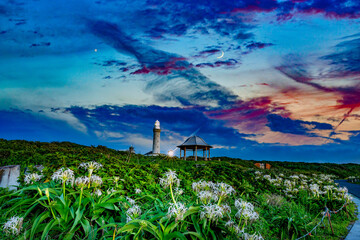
[184, 148, 186, 160]
[180, 149, 182, 159]
[208, 148, 210, 160]
[195, 146, 197, 161]
[205, 147, 207, 160]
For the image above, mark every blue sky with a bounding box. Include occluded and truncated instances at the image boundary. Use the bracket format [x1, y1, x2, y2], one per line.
[1, 0, 360, 163]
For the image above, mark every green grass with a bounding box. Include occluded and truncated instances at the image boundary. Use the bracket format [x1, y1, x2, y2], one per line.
[0, 139, 358, 239]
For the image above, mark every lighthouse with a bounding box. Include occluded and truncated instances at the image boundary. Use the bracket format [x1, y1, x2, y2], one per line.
[152, 120, 161, 155]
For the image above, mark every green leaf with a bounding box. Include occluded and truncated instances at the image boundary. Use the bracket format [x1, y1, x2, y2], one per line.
[30, 211, 51, 240]
[165, 231, 187, 240]
[41, 218, 59, 240]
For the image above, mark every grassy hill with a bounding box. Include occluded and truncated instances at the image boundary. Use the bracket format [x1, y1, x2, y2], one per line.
[1, 139, 359, 179]
[0, 139, 358, 239]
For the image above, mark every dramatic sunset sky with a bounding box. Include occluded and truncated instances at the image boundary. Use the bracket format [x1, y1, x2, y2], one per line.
[1, 0, 360, 163]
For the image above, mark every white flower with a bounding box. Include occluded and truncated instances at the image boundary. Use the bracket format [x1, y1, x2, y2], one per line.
[135, 188, 142, 194]
[243, 232, 264, 240]
[213, 182, 235, 198]
[289, 175, 300, 180]
[225, 220, 242, 234]
[198, 190, 219, 204]
[3, 216, 23, 236]
[159, 170, 180, 188]
[24, 173, 42, 185]
[344, 193, 353, 202]
[51, 168, 74, 184]
[75, 176, 89, 188]
[92, 189, 102, 197]
[126, 205, 142, 222]
[263, 175, 271, 181]
[90, 175, 103, 187]
[167, 202, 188, 221]
[235, 199, 258, 221]
[107, 188, 116, 194]
[126, 197, 136, 205]
[338, 186, 348, 194]
[192, 180, 215, 192]
[174, 187, 184, 196]
[79, 161, 103, 173]
[200, 204, 227, 221]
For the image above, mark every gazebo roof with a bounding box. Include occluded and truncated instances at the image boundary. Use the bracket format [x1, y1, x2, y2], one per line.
[177, 136, 212, 149]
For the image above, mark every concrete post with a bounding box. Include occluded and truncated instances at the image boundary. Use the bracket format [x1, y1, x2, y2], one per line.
[195, 146, 197, 161]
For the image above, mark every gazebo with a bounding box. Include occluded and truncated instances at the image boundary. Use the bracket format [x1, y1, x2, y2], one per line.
[177, 136, 213, 161]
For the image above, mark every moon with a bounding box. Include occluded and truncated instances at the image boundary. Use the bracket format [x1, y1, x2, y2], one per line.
[217, 50, 224, 59]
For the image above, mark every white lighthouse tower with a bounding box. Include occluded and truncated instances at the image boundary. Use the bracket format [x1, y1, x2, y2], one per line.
[152, 120, 161, 155]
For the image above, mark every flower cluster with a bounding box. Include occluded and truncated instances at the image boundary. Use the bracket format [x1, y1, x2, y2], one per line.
[51, 168, 74, 184]
[192, 180, 214, 192]
[225, 220, 242, 235]
[3, 216, 23, 236]
[126, 205, 142, 223]
[200, 204, 230, 222]
[214, 182, 235, 198]
[256, 171, 353, 203]
[167, 202, 188, 221]
[235, 199, 259, 222]
[198, 190, 219, 204]
[75, 176, 89, 188]
[79, 161, 103, 173]
[90, 175, 103, 188]
[193, 180, 235, 203]
[159, 170, 180, 188]
[24, 173, 43, 185]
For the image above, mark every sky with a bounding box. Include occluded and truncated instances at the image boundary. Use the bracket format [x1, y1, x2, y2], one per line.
[1, 0, 360, 163]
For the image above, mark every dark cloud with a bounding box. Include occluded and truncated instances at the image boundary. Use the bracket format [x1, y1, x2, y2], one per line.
[135, 0, 254, 40]
[267, 114, 333, 136]
[99, 60, 127, 67]
[322, 37, 360, 77]
[68, 104, 251, 147]
[30, 42, 51, 47]
[195, 59, 239, 68]
[229, 0, 360, 20]
[9, 18, 26, 26]
[235, 32, 254, 40]
[245, 41, 274, 51]
[89, 20, 238, 106]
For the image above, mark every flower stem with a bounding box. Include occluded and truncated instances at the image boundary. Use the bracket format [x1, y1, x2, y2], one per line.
[170, 183, 178, 210]
[47, 195, 56, 220]
[217, 196, 222, 206]
[62, 181, 66, 199]
[241, 219, 246, 231]
[88, 171, 92, 188]
[78, 187, 83, 210]
[238, 215, 243, 228]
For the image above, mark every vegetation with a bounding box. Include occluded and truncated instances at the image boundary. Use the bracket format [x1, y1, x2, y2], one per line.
[0, 139, 358, 239]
